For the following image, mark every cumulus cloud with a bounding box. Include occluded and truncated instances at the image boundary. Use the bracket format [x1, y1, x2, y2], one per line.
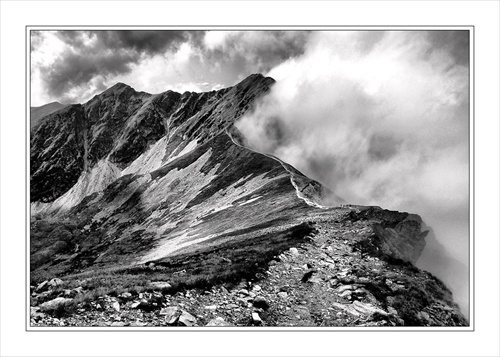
[31, 30, 200, 104]
[30, 30, 312, 106]
[202, 31, 310, 79]
[236, 30, 470, 316]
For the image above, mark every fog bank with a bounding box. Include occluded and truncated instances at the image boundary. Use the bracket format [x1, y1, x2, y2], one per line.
[236, 31, 470, 318]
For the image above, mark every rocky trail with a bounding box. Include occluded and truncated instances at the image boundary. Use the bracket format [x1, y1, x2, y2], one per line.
[30, 211, 467, 328]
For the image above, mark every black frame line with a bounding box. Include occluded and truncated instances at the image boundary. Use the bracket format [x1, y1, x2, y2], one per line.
[27, 25, 472, 28]
[25, 25, 475, 333]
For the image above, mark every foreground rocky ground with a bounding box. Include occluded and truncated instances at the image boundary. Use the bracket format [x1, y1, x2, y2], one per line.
[30, 210, 467, 328]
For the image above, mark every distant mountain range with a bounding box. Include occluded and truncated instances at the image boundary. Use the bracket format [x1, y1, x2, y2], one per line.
[30, 101, 67, 129]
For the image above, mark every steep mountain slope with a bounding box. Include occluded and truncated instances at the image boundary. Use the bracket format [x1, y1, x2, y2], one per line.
[30, 101, 67, 129]
[29, 75, 467, 327]
[30, 74, 344, 271]
[30, 74, 275, 205]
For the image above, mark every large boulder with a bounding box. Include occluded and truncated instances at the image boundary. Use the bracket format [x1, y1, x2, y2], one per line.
[206, 317, 232, 327]
[39, 297, 73, 313]
[252, 312, 262, 325]
[48, 278, 64, 288]
[178, 310, 197, 327]
[252, 296, 270, 310]
[35, 280, 49, 293]
[131, 300, 156, 312]
[149, 281, 172, 290]
[351, 301, 388, 316]
[160, 306, 181, 325]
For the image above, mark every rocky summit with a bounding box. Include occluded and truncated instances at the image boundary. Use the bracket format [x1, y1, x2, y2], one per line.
[30, 74, 467, 327]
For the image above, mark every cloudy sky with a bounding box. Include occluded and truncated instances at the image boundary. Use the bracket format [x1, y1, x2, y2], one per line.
[30, 30, 312, 106]
[30, 30, 468, 106]
[31, 29, 470, 313]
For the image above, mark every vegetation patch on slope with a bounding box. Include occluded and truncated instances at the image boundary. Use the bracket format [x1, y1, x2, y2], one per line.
[30, 222, 317, 311]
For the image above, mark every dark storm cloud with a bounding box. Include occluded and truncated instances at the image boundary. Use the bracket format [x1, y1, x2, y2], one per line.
[45, 50, 137, 99]
[34, 30, 309, 103]
[56, 30, 197, 54]
[427, 30, 469, 67]
[202, 31, 311, 77]
[38, 30, 201, 100]
[216, 31, 309, 67]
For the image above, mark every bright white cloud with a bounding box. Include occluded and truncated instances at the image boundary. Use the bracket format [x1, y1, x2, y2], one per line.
[31, 32, 68, 105]
[203, 31, 233, 50]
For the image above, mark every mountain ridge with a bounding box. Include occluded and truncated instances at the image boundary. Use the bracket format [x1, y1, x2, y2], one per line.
[29, 74, 467, 327]
[30, 74, 275, 204]
[30, 101, 67, 129]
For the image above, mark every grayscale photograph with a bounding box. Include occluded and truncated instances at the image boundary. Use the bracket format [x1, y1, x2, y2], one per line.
[29, 29, 470, 328]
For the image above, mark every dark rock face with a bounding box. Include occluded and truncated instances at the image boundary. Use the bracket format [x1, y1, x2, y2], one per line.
[29, 74, 467, 327]
[371, 218, 427, 264]
[348, 208, 427, 264]
[82, 83, 150, 167]
[30, 74, 276, 203]
[30, 104, 86, 202]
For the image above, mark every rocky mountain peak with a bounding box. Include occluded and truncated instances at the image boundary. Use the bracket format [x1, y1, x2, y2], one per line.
[85, 82, 140, 111]
[102, 82, 134, 94]
[237, 73, 275, 87]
